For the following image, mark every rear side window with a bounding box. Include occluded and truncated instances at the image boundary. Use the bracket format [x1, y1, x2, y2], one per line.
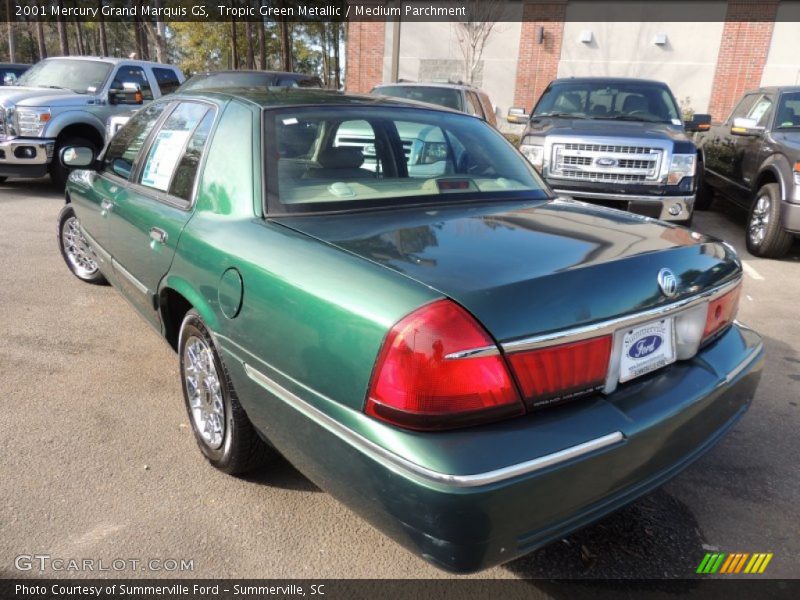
[139, 102, 211, 195]
[169, 111, 215, 201]
[103, 102, 168, 180]
[112, 65, 153, 100]
[373, 86, 463, 111]
[153, 68, 181, 95]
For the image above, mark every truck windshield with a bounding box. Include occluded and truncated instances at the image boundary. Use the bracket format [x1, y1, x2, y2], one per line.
[372, 86, 463, 111]
[265, 106, 548, 215]
[14, 59, 112, 94]
[533, 81, 681, 124]
[775, 92, 800, 129]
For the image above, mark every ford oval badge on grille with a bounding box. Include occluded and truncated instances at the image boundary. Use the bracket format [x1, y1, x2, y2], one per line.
[628, 335, 663, 359]
[595, 157, 617, 167]
[658, 268, 678, 298]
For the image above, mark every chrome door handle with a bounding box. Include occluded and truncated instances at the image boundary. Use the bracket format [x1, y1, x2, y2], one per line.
[100, 200, 114, 216]
[149, 227, 168, 244]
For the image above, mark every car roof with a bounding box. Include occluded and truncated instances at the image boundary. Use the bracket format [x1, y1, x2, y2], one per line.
[189, 70, 319, 79]
[38, 55, 174, 68]
[549, 77, 671, 87]
[169, 87, 469, 115]
[754, 86, 800, 94]
[372, 81, 482, 92]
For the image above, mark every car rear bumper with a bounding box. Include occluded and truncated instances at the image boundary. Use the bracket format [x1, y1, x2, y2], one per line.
[226, 322, 762, 573]
[0, 136, 53, 178]
[554, 188, 695, 222]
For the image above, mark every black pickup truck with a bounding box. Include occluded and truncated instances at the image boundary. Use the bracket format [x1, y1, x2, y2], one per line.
[508, 77, 710, 225]
[695, 86, 800, 258]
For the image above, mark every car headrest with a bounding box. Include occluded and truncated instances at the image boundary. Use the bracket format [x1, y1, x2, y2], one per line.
[318, 147, 365, 169]
[622, 95, 648, 113]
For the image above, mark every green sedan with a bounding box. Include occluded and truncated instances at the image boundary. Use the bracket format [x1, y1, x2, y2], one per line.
[56, 89, 764, 573]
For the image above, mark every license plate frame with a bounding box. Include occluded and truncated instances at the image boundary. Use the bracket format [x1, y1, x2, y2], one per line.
[619, 317, 676, 383]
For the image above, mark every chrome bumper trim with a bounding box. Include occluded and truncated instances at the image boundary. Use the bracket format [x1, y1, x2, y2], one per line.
[723, 340, 764, 385]
[242, 361, 624, 488]
[554, 189, 694, 204]
[502, 277, 742, 354]
[0, 137, 54, 165]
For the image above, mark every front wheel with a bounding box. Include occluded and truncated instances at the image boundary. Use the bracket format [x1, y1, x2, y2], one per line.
[746, 183, 794, 258]
[179, 310, 274, 475]
[57, 205, 107, 285]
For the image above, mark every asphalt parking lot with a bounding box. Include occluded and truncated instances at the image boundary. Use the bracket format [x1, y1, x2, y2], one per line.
[1, 178, 799, 582]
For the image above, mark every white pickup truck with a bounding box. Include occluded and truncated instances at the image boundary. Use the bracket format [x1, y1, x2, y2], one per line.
[0, 56, 183, 187]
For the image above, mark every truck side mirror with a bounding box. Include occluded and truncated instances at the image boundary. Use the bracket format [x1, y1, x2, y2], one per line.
[685, 113, 711, 132]
[507, 107, 530, 124]
[109, 82, 144, 106]
[731, 117, 763, 137]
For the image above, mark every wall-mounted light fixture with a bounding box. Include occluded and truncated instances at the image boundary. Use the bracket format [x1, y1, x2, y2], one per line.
[579, 30, 593, 44]
[537, 26, 545, 44]
[654, 33, 668, 45]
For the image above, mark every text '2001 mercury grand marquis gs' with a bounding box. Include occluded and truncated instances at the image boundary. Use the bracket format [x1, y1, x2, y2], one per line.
[56, 89, 763, 573]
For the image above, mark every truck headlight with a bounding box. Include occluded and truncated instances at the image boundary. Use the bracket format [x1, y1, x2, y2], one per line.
[15, 109, 51, 137]
[520, 144, 544, 170]
[668, 154, 696, 185]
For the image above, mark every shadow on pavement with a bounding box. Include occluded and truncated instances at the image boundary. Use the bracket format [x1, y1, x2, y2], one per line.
[0, 177, 61, 201]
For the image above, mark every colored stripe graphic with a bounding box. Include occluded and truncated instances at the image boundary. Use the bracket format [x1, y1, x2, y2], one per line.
[699, 552, 772, 574]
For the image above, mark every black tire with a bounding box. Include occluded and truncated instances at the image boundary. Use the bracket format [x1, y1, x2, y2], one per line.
[50, 135, 98, 189]
[179, 310, 274, 475]
[0, 176, 7, 183]
[694, 164, 714, 211]
[746, 183, 794, 258]
[57, 204, 108, 285]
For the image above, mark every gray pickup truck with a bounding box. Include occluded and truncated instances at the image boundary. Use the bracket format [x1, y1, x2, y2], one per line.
[509, 77, 711, 224]
[0, 56, 183, 187]
[695, 86, 800, 258]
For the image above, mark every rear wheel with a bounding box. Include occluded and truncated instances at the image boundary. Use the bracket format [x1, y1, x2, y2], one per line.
[50, 135, 98, 189]
[746, 183, 794, 258]
[179, 310, 274, 475]
[57, 205, 107, 285]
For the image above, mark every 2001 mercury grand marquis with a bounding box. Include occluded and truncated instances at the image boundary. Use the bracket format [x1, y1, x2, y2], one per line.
[56, 89, 764, 573]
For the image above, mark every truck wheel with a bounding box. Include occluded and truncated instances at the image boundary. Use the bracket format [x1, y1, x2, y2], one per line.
[694, 168, 714, 211]
[50, 136, 97, 189]
[179, 310, 275, 475]
[746, 183, 794, 258]
[57, 204, 107, 285]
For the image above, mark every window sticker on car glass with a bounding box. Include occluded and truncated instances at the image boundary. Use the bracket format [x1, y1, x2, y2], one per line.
[283, 117, 298, 125]
[140, 130, 192, 191]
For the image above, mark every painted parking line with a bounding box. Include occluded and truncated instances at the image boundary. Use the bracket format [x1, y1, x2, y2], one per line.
[742, 262, 764, 281]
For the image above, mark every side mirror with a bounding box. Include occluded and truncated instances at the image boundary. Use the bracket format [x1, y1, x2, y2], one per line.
[109, 82, 144, 106]
[731, 117, 763, 136]
[60, 146, 96, 169]
[685, 113, 711, 132]
[3, 73, 18, 86]
[507, 107, 530, 124]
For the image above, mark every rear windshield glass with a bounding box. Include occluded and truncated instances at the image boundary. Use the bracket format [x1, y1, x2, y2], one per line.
[373, 86, 463, 111]
[264, 106, 548, 215]
[533, 81, 681, 123]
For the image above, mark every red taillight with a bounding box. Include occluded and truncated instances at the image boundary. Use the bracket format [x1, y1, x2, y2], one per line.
[366, 300, 524, 430]
[703, 284, 741, 340]
[507, 336, 612, 408]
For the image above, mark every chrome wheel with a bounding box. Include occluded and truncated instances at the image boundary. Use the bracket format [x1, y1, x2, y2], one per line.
[61, 215, 98, 278]
[183, 335, 225, 449]
[749, 194, 770, 246]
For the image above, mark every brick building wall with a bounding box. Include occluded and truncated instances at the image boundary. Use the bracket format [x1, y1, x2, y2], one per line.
[707, 0, 780, 121]
[513, 1, 567, 111]
[345, 20, 386, 93]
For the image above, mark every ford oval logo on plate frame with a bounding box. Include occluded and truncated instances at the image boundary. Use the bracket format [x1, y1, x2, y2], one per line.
[627, 335, 663, 359]
[658, 268, 678, 298]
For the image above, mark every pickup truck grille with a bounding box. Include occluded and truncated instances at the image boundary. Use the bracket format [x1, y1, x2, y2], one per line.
[550, 142, 664, 184]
